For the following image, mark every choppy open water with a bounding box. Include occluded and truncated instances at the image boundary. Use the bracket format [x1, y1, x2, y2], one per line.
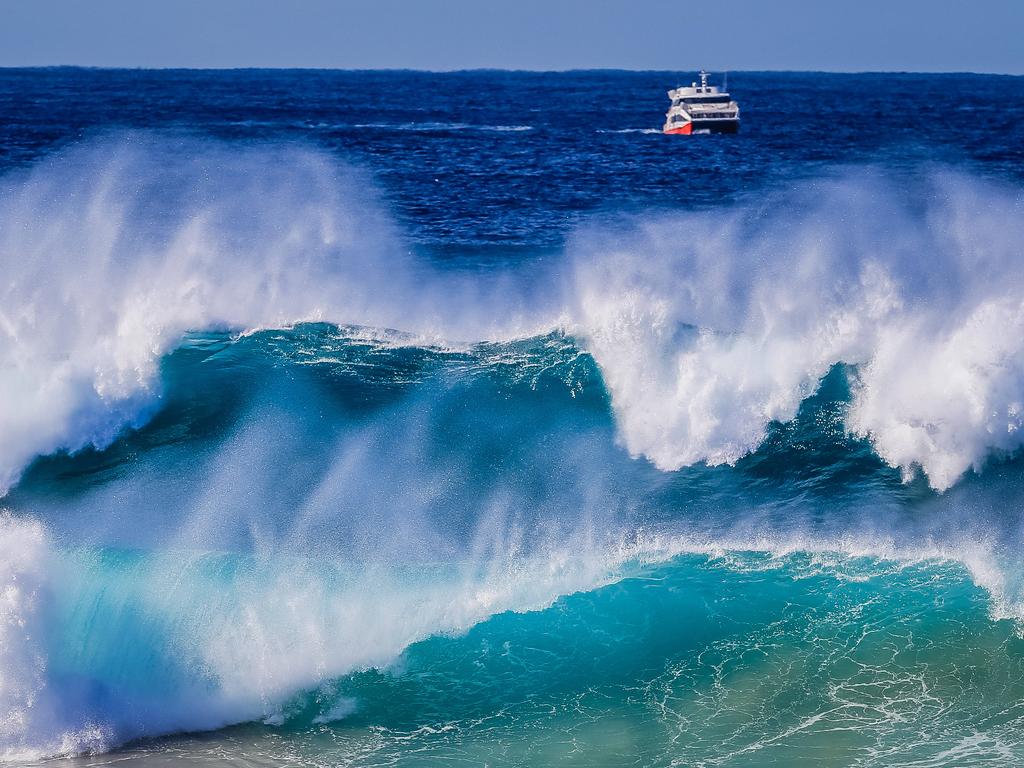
[2, 69, 1024, 766]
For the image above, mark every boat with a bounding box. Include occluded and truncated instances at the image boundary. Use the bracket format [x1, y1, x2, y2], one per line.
[663, 71, 740, 135]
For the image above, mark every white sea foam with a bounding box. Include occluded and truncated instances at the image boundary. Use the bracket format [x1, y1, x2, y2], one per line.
[569, 170, 1024, 490]
[0, 515, 113, 762]
[351, 122, 533, 132]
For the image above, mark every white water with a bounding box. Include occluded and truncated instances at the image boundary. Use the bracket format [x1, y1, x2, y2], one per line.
[4, 139, 1023, 494]
[570, 169, 1024, 490]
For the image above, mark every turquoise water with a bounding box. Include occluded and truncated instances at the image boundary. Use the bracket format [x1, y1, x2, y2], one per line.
[43, 553, 1024, 767]
[9, 325, 1024, 766]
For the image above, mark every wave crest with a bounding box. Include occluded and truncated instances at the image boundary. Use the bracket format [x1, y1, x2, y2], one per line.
[570, 170, 1024, 490]
[2, 139, 1024, 495]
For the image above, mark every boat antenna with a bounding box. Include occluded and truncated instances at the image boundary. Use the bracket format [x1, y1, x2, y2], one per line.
[724, 71, 728, 91]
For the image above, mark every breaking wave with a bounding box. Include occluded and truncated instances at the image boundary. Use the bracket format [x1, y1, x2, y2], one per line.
[3, 135, 1024, 759]
[3, 137, 1023, 493]
[570, 169, 1024, 490]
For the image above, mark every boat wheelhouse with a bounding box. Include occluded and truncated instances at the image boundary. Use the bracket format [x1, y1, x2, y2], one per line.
[663, 71, 740, 135]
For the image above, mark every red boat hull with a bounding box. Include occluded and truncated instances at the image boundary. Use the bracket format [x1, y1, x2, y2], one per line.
[664, 120, 740, 135]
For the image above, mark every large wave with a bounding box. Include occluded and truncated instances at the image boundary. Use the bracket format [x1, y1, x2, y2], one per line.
[2, 137, 1024, 494]
[3, 135, 1024, 759]
[0, 135, 562, 495]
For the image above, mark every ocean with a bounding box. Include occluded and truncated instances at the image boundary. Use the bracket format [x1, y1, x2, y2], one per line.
[2, 68, 1024, 766]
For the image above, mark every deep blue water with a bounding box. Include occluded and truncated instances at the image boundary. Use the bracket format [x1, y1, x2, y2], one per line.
[4, 69, 1023, 252]
[1, 69, 1024, 766]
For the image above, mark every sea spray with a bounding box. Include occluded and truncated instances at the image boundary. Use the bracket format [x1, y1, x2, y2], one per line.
[4, 135, 1024, 761]
[569, 170, 1024, 489]
[0, 136, 566, 495]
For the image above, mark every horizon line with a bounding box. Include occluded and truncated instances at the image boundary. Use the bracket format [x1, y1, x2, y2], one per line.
[1, 65, 1022, 77]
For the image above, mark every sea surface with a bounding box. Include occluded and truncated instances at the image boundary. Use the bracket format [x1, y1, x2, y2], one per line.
[2, 68, 1024, 767]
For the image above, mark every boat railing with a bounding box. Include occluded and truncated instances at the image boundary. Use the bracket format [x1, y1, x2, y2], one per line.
[683, 104, 739, 116]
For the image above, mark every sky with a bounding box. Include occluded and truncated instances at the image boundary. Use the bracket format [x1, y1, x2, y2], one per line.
[1, 0, 1022, 74]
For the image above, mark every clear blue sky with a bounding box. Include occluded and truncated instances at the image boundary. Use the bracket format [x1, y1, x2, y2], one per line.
[1, 0, 1021, 73]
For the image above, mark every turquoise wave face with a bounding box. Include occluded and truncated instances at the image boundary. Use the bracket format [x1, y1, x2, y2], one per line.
[288, 554, 1024, 767]
[7, 325, 1024, 764]
[46, 553, 1024, 768]
[11, 324, 912, 549]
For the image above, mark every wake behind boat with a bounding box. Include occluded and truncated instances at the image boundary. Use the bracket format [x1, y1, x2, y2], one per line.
[663, 70, 740, 134]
